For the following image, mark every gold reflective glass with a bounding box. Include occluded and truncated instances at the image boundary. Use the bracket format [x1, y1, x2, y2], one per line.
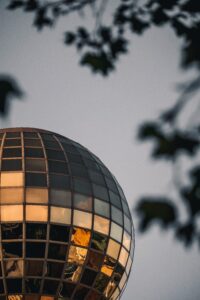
[4, 259, 23, 277]
[106, 239, 120, 260]
[64, 263, 82, 283]
[94, 215, 110, 235]
[110, 222, 123, 242]
[104, 280, 116, 298]
[41, 297, 55, 300]
[73, 210, 92, 229]
[1, 172, 23, 187]
[119, 272, 127, 290]
[26, 188, 48, 204]
[119, 247, 129, 267]
[68, 246, 87, 265]
[101, 256, 115, 277]
[126, 256, 132, 275]
[110, 287, 120, 300]
[123, 231, 131, 251]
[1, 205, 23, 221]
[8, 296, 23, 300]
[71, 228, 91, 247]
[0, 188, 23, 204]
[26, 205, 48, 222]
[50, 206, 71, 224]
[73, 193, 92, 211]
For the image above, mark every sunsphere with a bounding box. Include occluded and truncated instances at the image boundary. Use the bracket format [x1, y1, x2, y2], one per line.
[0, 128, 134, 300]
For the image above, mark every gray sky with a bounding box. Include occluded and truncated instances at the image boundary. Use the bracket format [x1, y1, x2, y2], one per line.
[0, 1, 200, 300]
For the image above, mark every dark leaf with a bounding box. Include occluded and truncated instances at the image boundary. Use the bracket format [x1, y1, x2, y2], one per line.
[99, 27, 112, 43]
[152, 7, 170, 26]
[24, 0, 38, 12]
[136, 198, 177, 232]
[77, 27, 88, 39]
[81, 52, 114, 76]
[181, 0, 200, 13]
[130, 14, 150, 34]
[110, 37, 128, 59]
[33, 7, 53, 30]
[175, 222, 195, 247]
[64, 32, 76, 45]
[7, 0, 24, 10]
[138, 122, 164, 140]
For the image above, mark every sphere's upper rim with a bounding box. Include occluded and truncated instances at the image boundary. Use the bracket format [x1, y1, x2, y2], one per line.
[0, 127, 54, 134]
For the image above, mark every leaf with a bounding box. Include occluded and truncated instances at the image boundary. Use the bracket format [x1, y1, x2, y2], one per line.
[7, 0, 24, 10]
[181, 0, 200, 13]
[152, 7, 170, 26]
[24, 0, 38, 12]
[99, 27, 112, 43]
[33, 7, 53, 30]
[175, 222, 195, 247]
[110, 37, 128, 59]
[64, 32, 76, 45]
[138, 122, 164, 140]
[130, 14, 150, 34]
[136, 198, 177, 232]
[80, 52, 114, 76]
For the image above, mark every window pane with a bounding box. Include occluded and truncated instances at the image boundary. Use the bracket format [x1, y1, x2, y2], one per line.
[26, 188, 48, 204]
[48, 160, 68, 174]
[89, 170, 105, 185]
[1, 159, 22, 171]
[59, 282, 76, 298]
[106, 239, 120, 260]
[73, 179, 92, 195]
[71, 228, 91, 247]
[101, 256, 116, 277]
[91, 232, 107, 252]
[25, 148, 44, 158]
[50, 189, 71, 207]
[3, 148, 22, 158]
[119, 272, 127, 290]
[50, 224, 70, 242]
[81, 268, 97, 286]
[4, 139, 21, 147]
[71, 163, 88, 178]
[124, 215, 132, 234]
[93, 184, 109, 201]
[48, 243, 67, 260]
[86, 250, 103, 271]
[123, 231, 131, 251]
[68, 246, 87, 265]
[0, 188, 24, 204]
[25, 278, 41, 293]
[4, 259, 23, 277]
[26, 242, 45, 258]
[24, 132, 39, 138]
[24, 139, 42, 147]
[46, 149, 65, 161]
[49, 174, 70, 189]
[94, 198, 110, 218]
[26, 173, 47, 187]
[111, 206, 123, 226]
[25, 159, 46, 172]
[109, 191, 122, 209]
[26, 205, 48, 222]
[1, 205, 23, 221]
[25, 260, 44, 276]
[118, 247, 128, 267]
[6, 278, 22, 293]
[50, 206, 71, 224]
[1, 172, 23, 187]
[73, 194, 92, 211]
[3, 242, 22, 257]
[94, 215, 110, 235]
[6, 132, 20, 138]
[110, 222, 123, 243]
[43, 140, 61, 149]
[1, 223, 22, 240]
[73, 210, 92, 229]
[26, 223, 47, 240]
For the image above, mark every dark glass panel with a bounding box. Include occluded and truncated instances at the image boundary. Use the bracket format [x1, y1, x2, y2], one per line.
[46, 262, 64, 278]
[73, 179, 92, 195]
[86, 250, 104, 271]
[105, 177, 118, 193]
[109, 191, 122, 209]
[50, 225, 70, 242]
[73, 194, 92, 211]
[94, 273, 109, 293]
[91, 232, 107, 252]
[59, 282, 76, 298]
[48, 161, 68, 174]
[6, 132, 20, 138]
[63, 262, 82, 282]
[61, 144, 79, 154]
[2, 148, 22, 158]
[1, 223, 22, 240]
[48, 243, 67, 260]
[43, 140, 61, 150]
[3, 242, 22, 257]
[26, 173, 47, 187]
[80, 268, 97, 286]
[100, 165, 111, 178]
[50, 189, 71, 207]
[24, 132, 39, 138]
[78, 148, 93, 159]
[25, 148, 44, 158]
[87, 290, 101, 300]
[25, 159, 46, 172]
[25, 279, 41, 293]
[41, 134, 55, 141]
[93, 184, 109, 202]
[26, 223, 47, 240]
[49, 174, 70, 189]
[6, 279, 22, 293]
[65, 153, 83, 164]
[24, 139, 42, 147]
[73, 286, 89, 300]
[83, 158, 99, 171]
[124, 215, 132, 234]
[111, 206, 123, 226]
[70, 163, 88, 178]
[46, 149, 65, 161]
[122, 200, 130, 217]
[0, 265, 2, 276]
[1, 159, 22, 171]
[43, 280, 59, 295]
[4, 139, 21, 147]
[0, 281, 4, 294]
[89, 170, 105, 185]
[25, 260, 44, 276]
[26, 242, 46, 258]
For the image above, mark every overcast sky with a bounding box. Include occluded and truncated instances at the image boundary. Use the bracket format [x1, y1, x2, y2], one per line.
[1, 1, 200, 300]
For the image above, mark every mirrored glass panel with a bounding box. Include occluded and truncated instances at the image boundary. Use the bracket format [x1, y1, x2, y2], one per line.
[110, 222, 123, 243]
[68, 246, 87, 265]
[86, 250, 103, 271]
[94, 198, 110, 218]
[4, 260, 23, 277]
[26, 242, 46, 258]
[25, 260, 44, 276]
[94, 215, 110, 235]
[71, 228, 91, 247]
[106, 239, 120, 260]
[101, 256, 116, 277]
[111, 206, 123, 226]
[50, 189, 71, 207]
[0, 188, 23, 204]
[50, 207, 71, 224]
[0, 172, 23, 187]
[26, 223, 47, 240]
[26, 188, 48, 204]
[26, 205, 48, 222]
[118, 247, 128, 267]
[123, 231, 131, 251]
[1, 159, 22, 171]
[48, 243, 67, 260]
[25, 159, 46, 172]
[91, 232, 107, 252]
[64, 263, 82, 283]
[73, 194, 92, 211]
[1, 205, 23, 222]
[73, 210, 92, 229]
[1, 223, 22, 240]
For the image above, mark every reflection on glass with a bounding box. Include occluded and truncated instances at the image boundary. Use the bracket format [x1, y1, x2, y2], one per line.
[25, 296, 40, 300]
[101, 256, 116, 277]
[26, 188, 48, 203]
[123, 231, 131, 251]
[0, 172, 23, 187]
[3, 242, 22, 258]
[124, 215, 131, 234]
[25, 260, 44, 276]
[110, 222, 123, 243]
[26, 242, 45, 258]
[48, 243, 67, 260]
[40, 297, 54, 300]
[64, 263, 82, 282]
[1, 205, 23, 222]
[118, 247, 128, 267]
[25, 159, 46, 172]
[0, 188, 23, 204]
[111, 206, 123, 226]
[81, 267, 98, 286]
[26, 223, 47, 239]
[71, 228, 91, 247]
[25, 278, 41, 293]
[94, 273, 109, 293]
[106, 239, 120, 260]
[119, 272, 127, 290]
[68, 246, 87, 265]
[50, 207, 71, 224]
[4, 259, 23, 277]
[94, 198, 110, 218]
[87, 290, 102, 300]
[50, 189, 71, 207]
[73, 286, 89, 299]
[104, 279, 116, 298]
[2, 223, 22, 239]
[73, 193, 92, 211]
[26, 205, 48, 222]
[91, 232, 107, 252]
[125, 256, 132, 275]
[46, 262, 64, 278]
[110, 287, 120, 300]
[8, 296, 23, 300]
[86, 250, 103, 271]
[94, 215, 110, 235]
[73, 210, 92, 229]
[59, 281, 76, 298]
